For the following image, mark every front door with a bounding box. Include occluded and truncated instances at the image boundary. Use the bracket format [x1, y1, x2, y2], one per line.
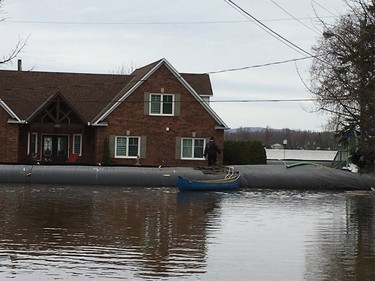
[42, 135, 68, 164]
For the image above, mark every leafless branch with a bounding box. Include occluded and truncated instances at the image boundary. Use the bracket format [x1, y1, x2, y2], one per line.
[0, 36, 28, 65]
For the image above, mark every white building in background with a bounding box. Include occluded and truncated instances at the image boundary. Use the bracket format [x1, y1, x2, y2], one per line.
[271, 143, 284, 149]
[266, 149, 337, 161]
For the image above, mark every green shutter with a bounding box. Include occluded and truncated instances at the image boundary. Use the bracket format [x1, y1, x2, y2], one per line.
[109, 135, 115, 158]
[175, 137, 181, 159]
[174, 93, 180, 116]
[140, 136, 147, 158]
[144, 93, 150, 115]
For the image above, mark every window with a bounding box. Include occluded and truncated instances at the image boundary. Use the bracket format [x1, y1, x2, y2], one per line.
[57, 136, 67, 156]
[115, 136, 140, 158]
[73, 134, 82, 156]
[150, 94, 174, 115]
[28, 133, 38, 155]
[43, 136, 52, 156]
[181, 138, 205, 159]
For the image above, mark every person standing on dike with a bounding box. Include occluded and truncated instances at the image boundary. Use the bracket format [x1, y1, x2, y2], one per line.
[204, 136, 221, 166]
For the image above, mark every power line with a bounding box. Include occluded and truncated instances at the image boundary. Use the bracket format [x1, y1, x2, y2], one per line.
[0, 98, 318, 104]
[269, 0, 321, 35]
[210, 96, 349, 103]
[206, 56, 312, 74]
[211, 98, 316, 103]
[224, 0, 315, 57]
[311, 0, 337, 17]
[5, 17, 335, 26]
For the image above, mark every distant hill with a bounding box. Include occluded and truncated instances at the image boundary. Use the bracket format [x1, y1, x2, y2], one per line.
[227, 127, 283, 133]
[228, 127, 264, 133]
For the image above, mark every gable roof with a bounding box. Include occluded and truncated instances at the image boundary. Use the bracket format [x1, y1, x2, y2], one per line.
[0, 58, 227, 129]
[92, 58, 228, 129]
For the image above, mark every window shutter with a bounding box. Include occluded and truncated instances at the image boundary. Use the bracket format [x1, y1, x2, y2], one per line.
[144, 93, 150, 115]
[109, 135, 115, 158]
[140, 136, 147, 158]
[174, 93, 180, 116]
[175, 137, 181, 159]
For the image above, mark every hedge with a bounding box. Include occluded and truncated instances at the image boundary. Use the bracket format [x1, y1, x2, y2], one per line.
[223, 141, 266, 165]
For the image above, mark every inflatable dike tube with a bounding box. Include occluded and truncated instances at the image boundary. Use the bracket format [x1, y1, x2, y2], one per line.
[0, 164, 374, 190]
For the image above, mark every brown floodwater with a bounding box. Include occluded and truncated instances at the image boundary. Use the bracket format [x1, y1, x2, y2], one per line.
[0, 184, 374, 280]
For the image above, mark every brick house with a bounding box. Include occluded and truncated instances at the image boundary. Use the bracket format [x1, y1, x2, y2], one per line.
[0, 58, 228, 166]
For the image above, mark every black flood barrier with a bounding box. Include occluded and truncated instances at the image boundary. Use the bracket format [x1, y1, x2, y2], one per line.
[0, 164, 374, 190]
[235, 164, 375, 190]
[0, 165, 177, 187]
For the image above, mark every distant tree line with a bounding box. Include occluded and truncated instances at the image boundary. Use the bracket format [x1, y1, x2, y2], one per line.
[224, 127, 339, 150]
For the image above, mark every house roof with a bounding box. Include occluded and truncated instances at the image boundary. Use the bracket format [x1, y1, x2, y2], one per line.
[0, 71, 131, 122]
[181, 73, 213, 96]
[0, 58, 227, 128]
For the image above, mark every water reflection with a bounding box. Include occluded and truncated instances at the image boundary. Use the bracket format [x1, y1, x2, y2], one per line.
[0, 185, 223, 280]
[0, 185, 374, 280]
[305, 191, 375, 281]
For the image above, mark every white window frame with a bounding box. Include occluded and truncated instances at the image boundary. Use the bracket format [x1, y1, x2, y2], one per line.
[115, 136, 141, 158]
[72, 134, 82, 156]
[149, 93, 174, 116]
[181, 138, 206, 160]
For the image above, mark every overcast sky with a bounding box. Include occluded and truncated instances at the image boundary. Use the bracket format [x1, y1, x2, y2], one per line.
[0, 0, 349, 131]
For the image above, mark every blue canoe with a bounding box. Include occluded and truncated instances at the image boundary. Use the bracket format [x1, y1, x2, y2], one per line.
[177, 174, 241, 191]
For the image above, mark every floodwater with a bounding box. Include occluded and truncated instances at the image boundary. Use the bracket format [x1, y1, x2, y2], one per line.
[0, 184, 374, 281]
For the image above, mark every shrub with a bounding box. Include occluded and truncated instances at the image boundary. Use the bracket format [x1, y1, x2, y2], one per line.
[223, 141, 266, 165]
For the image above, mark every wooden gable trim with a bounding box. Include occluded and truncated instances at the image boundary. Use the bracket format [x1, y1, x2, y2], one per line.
[26, 91, 87, 125]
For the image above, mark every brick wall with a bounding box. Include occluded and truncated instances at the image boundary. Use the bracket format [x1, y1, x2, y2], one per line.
[0, 108, 19, 163]
[95, 65, 224, 167]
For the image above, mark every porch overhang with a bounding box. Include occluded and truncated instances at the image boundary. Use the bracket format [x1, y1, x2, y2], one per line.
[7, 119, 26, 124]
[88, 121, 108, 127]
[215, 125, 230, 130]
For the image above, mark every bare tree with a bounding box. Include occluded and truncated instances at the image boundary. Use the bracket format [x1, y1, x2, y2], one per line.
[0, 0, 27, 65]
[310, 0, 375, 171]
[110, 61, 138, 75]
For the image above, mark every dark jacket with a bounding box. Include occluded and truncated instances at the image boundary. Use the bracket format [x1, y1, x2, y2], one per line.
[204, 140, 221, 158]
